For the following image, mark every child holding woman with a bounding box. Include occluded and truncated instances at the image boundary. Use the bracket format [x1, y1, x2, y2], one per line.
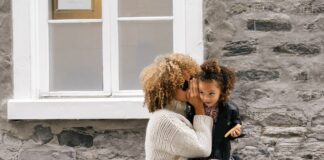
[188, 59, 243, 160]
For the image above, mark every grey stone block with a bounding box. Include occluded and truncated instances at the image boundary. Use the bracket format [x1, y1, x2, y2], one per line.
[235, 145, 272, 160]
[93, 129, 145, 159]
[293, 71, 309, 81]
[0, 144, 19, 160]
[312, 111, 324, 126]
[309, 126, 324, 141]
[57, 129, 93, 148]
[312, 4, 324, 13]
[273, 43, 320, 56]
[236, 69, 279, 81]
[263, 113, 304, 127]
[19, 146, 75, 160]
[263, 127, 307, 136]
[228, 3, 247, 15]
[0, 0, 10, 13]
[247, 19, 292, 31]
[297, 90, 324, 102]
[32, 125, 54, 145]
[222, 40, 257, 56]
[229, 2, 281, 15]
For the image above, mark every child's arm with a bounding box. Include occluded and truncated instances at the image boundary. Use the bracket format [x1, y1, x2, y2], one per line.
[229, 101, 242, 125]
[225, 102, 243, 139]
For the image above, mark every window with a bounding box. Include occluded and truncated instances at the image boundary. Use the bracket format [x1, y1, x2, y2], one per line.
[8, 0, 203, 119]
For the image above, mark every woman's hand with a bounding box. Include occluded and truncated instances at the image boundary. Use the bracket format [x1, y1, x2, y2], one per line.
[187, 78, 205, 115]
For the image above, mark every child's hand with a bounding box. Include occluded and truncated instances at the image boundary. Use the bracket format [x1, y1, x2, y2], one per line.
[230, 125, 241, 138]
[224, 124, 241, 138]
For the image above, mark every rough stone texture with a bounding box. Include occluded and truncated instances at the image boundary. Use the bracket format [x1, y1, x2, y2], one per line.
[293, 71, 309, 82]
[205, 0, 324, 159]
[236, 69, 280, 81]
[273, 43, 320, 56]
[0, 0, 11, 120]
[297, 90, 324, 102]
[57, 128, 94, 148]
[19, 146, 76, 160]
[263, 127, 308, 136]
[226, 0, 324, 15]
[222, 40, 257, 56]
[247, 19, 292, 31]
[304, 16, 324, 32]
[0, 0, 10, 13]
[32, 125, 54, 145]
[309, 126, 324, 141]
[92, 128, 145, 160]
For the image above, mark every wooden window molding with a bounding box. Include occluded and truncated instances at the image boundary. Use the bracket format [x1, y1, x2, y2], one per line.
[53, 0, 102, 19]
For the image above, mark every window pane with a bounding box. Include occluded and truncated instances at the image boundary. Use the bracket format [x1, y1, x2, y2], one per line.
[119, 0, 172, 17]
[49, 23, 103, 91]
[119, 21, 173, 90]
[58, 0, 92, 10]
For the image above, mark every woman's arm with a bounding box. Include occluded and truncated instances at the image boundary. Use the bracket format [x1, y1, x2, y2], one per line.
[166, 115, 213, 158]
[187, 78, 205, 115]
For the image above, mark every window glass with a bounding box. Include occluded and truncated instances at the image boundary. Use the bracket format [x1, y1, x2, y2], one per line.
[49, 23, 103, 91]
[119, 0, 172, 17]
[118, 21, 173, 90]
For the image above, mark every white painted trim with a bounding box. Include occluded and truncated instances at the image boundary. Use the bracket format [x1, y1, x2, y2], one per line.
[186, 0, 204, 64]
[40, 91, 111, 97]
[111, 0, 120, 93]
[112, 90, 144, 97]
[39, 0, 50, 95]
[48, 19, 103, 23]
[173, 0, 186, 53]
[12, 0, 32, 98]
[8, 98, 150, 120]
[102, 0, 112, 94]
[30, 0, 40, 98]
[118, 17, 173, 21]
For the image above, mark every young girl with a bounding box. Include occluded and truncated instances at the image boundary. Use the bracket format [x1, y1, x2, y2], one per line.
[188, 59, 242, 160]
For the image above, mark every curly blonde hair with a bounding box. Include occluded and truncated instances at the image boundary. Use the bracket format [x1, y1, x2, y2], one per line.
[140, 53, 200, 112]
[199, 59, 236, 103]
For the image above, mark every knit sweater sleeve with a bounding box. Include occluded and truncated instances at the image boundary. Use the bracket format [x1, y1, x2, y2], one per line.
[166, 114, 213, 158]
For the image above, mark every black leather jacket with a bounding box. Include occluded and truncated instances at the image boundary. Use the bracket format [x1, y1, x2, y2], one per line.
[186, 101, 242, 160]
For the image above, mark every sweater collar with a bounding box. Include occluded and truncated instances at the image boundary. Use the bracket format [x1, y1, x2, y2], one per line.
[164, 100, 187, 116]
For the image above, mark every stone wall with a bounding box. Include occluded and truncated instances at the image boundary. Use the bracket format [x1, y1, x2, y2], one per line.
[204, 0, 324, 159]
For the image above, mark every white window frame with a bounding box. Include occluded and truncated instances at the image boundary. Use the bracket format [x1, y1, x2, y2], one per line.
[8, 0, 204, 120]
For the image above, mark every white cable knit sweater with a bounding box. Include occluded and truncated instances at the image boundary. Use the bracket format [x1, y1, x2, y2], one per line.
[145, 109, 213, 160]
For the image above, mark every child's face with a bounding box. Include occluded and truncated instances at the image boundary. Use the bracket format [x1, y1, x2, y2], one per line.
[198, 80, 221, 108]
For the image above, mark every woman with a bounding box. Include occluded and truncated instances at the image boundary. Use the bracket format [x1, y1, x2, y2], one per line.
[140, 53, 213, 160]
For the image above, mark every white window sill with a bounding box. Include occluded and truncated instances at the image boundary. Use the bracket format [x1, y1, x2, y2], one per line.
[7, 98, 150, 120]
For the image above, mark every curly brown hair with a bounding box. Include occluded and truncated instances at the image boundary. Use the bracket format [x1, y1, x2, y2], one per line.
[140, 53, 200, 112]
[199, 59, 236, 103]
